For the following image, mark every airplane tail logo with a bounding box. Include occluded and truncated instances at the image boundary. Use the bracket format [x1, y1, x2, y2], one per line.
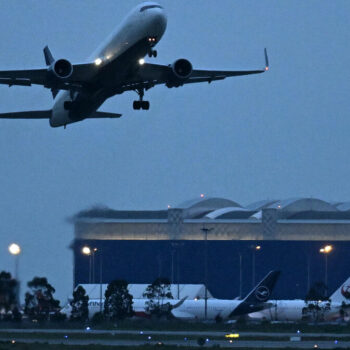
[243, 270, 280, 304]
[329, 277, 350, 303]
[255, 286, 270, 302]
[341, 285, 350, 299]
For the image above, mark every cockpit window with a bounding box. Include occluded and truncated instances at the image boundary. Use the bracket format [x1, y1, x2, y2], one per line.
[140, 5, 163, 12]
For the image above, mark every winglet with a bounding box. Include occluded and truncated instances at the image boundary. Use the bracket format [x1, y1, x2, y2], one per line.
[43, 46, 55, 66]
[264, 48, 269, 71]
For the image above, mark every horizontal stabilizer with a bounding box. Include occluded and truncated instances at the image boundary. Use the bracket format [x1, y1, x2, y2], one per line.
[0, 110, 51, 119]
[171, 296, 188, 310]
[88, 111, 122, 119]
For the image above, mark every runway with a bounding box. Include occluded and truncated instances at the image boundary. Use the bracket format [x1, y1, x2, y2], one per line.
[1, 337, 350, 348]
[1, 328, 349, 348]
[3, 328, 350, 337]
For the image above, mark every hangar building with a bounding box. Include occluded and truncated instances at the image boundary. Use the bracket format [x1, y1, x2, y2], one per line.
[71, 197, 350, 299]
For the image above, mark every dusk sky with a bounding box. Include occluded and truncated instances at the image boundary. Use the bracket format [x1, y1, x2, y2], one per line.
[1, 0, 350, 302]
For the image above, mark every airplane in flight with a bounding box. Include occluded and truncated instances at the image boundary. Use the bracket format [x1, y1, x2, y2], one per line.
[249, 276, 350, 322]
[62, 271, 280, 321]
[0, 2, 269, 128]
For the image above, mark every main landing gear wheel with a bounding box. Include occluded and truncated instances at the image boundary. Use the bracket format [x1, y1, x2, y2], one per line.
[148, 50, 157, 58]
[133, 100, 150, 110]
[133, 88, 150, 110]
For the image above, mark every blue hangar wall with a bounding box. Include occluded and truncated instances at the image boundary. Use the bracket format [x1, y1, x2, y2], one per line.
[71, 197, 350, 300]
[72, 240, 350, 300]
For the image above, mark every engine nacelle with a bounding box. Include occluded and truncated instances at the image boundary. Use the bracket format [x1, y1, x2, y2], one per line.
[48, 59, 73, 80]
[167, 58, 193, 87]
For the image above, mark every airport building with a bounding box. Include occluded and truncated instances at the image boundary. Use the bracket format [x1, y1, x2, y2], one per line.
[71, 197, 350, 299]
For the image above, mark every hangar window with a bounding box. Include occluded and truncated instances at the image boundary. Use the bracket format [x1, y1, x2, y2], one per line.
[140, 5, 163, 12]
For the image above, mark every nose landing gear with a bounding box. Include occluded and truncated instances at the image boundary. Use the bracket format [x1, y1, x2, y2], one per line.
[147, 37, 157, 57]
[148, 49, 157, 58]
[133, 88, 150, 110]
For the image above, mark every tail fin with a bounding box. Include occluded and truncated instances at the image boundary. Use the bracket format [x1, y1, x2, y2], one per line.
[230, 270, 280, 317]
[330, 277, 350, 303]
[243, 270, 281, 303]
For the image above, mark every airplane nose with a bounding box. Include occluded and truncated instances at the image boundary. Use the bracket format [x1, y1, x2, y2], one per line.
[152, 11, 167, 35]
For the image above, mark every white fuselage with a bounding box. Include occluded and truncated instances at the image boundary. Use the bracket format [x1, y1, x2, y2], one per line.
[62, 298, 242, 321]
[249, 300, 343, 322]
[169, 299, 241, 320]
[50, 2, 167, 127]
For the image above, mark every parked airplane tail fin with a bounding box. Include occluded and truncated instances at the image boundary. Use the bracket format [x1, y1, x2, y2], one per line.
[230, 270, 280, 317]
[244, 270, 280, 303]
[330, 277, 350, 303]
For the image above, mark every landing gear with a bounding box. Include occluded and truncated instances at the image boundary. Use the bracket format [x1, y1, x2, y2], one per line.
[133, 88, 150, 110]
[148, 49, 157, 58]
[133, 100, 149, 110]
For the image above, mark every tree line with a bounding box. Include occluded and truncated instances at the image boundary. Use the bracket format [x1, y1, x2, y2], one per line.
[0, 271, 174, 323]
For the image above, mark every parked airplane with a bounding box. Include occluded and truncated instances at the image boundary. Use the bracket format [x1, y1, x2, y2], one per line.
[0, 2, 268, 127]
[62, 271, 280, 321]
[166, 270, 280, 320]
[249, 277, 350, 322]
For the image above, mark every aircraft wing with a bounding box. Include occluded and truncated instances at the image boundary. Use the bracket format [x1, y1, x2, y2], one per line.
[126, 49, 268, 91]
[0, 110, 121, 120]
[0, 63, 96, 90]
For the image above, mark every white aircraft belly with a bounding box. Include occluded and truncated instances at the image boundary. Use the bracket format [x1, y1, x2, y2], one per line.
[90, 10, 166, 63]
[51, 92, 71, 127]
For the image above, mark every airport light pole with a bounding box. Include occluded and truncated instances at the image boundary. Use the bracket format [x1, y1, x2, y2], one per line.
[82, 246, 92, 283]
[8, 243, 21, 280]
[176, 247, 180, 299]
[307, 255, 311, 293]
[320, 245, 333, 296]
[239, 253, 243, 299]
[8, 243, 21, 305]
[83, 246, 98, 283]
[82, 246, 102, 311]
[251, 245, 261, 288]
[171, 242, 183, 298]
[201, 227, 213, 320]
[171, 249, 175, 285]
[98, 249, 103, 314]
[92, 248, 98, 283]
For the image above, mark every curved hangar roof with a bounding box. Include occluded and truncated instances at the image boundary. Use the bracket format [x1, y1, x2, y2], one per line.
[177, 197, 242, 219]
[177, 197, 350, 220]
[73, 197, 350, 221]
[268, 198, 337, 212]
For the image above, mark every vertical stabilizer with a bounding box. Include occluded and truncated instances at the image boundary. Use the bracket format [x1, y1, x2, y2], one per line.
[330, 277, 350, 303]
[230, 271, 280, 317]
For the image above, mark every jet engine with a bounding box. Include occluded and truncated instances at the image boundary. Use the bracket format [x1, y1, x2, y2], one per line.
[167, 58, 192, 87]
[48, 59, 73, 80]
